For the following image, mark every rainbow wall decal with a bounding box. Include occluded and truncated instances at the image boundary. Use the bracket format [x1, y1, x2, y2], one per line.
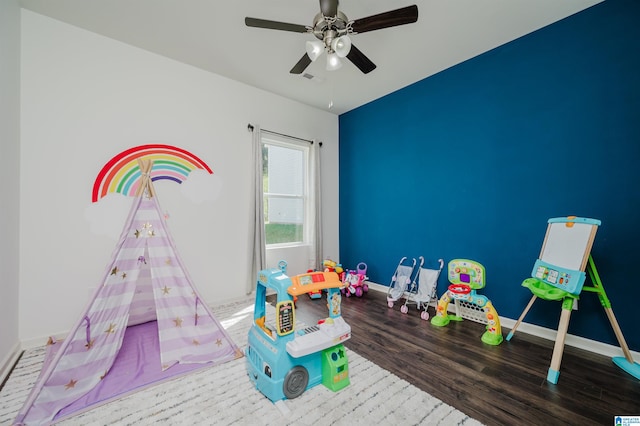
[92, 144, 213, 202]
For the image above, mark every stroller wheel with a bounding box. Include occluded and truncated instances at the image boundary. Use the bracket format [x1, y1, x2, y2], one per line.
[400, 305, 408, 314]
[387, 301, 394, 308]
[420, 311, 429, 321]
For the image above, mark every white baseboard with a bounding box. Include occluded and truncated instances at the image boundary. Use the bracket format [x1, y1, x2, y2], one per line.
[366, 281, 640, 360]
[499, 317, 640, 360]
[0, 341, 22, 386]
[21, 332, 67, 350]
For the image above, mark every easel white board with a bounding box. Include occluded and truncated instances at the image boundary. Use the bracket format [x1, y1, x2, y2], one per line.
[539, 219, 599, 272]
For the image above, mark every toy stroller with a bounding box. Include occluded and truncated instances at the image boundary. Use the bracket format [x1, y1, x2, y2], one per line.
[400, 257, 444, 320]
[386, 257, 416, 308]
[342, 262, 369, 297]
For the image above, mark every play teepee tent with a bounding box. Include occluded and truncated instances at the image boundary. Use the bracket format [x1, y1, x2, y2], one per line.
[14, 159, 242, 425]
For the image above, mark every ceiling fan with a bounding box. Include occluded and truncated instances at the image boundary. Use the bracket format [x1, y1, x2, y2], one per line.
[245, 1, 418, 74]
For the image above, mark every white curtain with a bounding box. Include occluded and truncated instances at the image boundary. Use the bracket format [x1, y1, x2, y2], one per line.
[309, 139, 323, 270]
[248, 124, 266, 294]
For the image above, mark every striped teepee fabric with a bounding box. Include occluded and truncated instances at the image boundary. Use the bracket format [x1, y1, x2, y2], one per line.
[13, 160, 241, 425]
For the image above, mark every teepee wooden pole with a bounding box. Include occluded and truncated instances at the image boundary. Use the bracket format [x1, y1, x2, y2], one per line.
[135, 158, 156, 198]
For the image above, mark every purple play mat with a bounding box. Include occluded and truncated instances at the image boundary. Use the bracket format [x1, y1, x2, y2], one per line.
[52, 320, 213, 421]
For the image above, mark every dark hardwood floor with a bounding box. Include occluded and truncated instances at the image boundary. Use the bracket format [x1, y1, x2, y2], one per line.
[278, 289, 640, 426]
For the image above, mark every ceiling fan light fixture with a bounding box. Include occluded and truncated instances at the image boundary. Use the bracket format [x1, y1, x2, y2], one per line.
[246, 4, 419, 76]
[305, 40, 324, 62]
[326, 52, 342, 71]
[331, 35, 352, 58]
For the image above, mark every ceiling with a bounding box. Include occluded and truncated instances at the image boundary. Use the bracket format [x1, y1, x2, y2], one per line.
[20, 0, 601, 115]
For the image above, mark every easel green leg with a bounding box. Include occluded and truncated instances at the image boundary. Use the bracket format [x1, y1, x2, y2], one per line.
[585, 256, 640, 380]
[606, 307, 640, 379]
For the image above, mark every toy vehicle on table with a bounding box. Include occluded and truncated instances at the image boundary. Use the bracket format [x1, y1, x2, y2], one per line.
[246, 261, 351, 402]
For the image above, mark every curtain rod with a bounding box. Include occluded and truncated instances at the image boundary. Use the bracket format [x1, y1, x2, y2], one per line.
[247, 123, 322, 146]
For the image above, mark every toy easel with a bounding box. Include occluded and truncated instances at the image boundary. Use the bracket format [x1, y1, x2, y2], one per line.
[507, 216, 640, 384]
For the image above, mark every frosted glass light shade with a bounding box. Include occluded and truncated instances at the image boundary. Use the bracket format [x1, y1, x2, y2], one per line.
[326, 52, 342, 71]
[331, 35, 352, 58]
[305, 40, 324, 61]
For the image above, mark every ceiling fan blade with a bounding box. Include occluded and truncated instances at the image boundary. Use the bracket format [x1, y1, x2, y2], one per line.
[290, 53, 313, 74]
[245, 17, 308, 33]
[319, 0, 338, 17]
[346, 44, 376, 74]
[350, 5, 418, 34]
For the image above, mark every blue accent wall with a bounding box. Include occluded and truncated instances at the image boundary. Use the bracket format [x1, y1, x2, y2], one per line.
[339, 0, 640, 350]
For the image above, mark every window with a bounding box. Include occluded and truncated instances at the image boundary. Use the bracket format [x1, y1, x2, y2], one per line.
[262, 135, 310, 246]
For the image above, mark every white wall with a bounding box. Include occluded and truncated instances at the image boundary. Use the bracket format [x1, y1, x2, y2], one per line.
[0, 0, 22, 378]
[19, 10, 339, 343]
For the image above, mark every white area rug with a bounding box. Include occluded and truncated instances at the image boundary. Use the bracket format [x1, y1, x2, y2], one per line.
[0, 298, 484, 425]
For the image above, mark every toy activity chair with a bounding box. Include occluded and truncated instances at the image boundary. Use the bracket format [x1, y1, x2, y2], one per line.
[507, 216, 640, 384]
[430, 259, 503, 345]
